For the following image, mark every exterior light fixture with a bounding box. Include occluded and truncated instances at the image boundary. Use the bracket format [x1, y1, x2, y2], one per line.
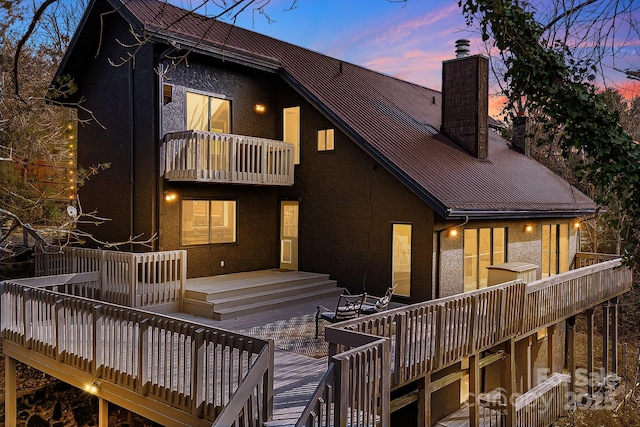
[449, 229, 458, 237]
[525, 224, 534, 233]
[85, 381, 100, 394]
[574, 221, 581, 229]
[254, 104, 266, 114]
[164, 191, 177, 202]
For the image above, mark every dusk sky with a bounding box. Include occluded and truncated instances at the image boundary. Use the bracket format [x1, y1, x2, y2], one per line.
[172, 0, 640, 117]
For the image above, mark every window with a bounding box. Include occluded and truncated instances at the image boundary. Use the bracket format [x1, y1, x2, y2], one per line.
[283, 107, 300, 164]
[541, 223, 569, 278]
[464, 227, 507, 291]
[181, 200, 236, 245]
[392, 224, 412, 297]
[317, 129, 335, 151]
[186, 92, 230, 133]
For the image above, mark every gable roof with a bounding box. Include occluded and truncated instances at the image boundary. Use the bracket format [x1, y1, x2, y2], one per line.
[58, 0, 596, 220]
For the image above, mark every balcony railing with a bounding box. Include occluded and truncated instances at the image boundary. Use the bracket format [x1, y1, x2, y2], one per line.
[162, 130, 295, 186]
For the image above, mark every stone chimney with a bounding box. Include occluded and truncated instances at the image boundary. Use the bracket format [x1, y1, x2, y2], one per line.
[441, 39, 489, 160]
[511, 115, 530, 156]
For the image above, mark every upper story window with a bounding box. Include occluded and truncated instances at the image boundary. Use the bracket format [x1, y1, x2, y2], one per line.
[283, 106, 300, 164]
[464, 227, 506, 292]
[181, 200, 236, 246]
[317, 129, 335, 151]
[186, 92, 230, 133]
[541, 223, 569, 278]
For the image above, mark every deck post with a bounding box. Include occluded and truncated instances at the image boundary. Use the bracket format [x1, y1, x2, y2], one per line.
[418, 374, 431, 427]
[98, 397, 109, 427]
[547, 324, 555, 376]
[567, 316, 576, 397]
[586, 308, 594, 396]
[611, 297, 618, 374]
[602, 301, 610, 376]
[504, 338, 517, 427]
[5, 354, 17, 427]
[468, 354, 480, 427]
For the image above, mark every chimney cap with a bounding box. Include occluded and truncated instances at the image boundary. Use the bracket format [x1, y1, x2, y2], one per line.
[455, 39, 470, 58]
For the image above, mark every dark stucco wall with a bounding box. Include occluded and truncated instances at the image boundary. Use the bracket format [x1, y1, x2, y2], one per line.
[277, 88, 435, 302]
[158, 55, 435, 300]
[73, 11, 158, 248]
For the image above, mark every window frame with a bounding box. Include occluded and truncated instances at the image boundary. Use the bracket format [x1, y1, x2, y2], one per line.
[463, 227, 508, 291]
[180, 199, 237, 246]
[541, 223, 569, 278]
[185, 91, 231, 133]
[392, 223, 413, 297]
[317, 128, 335, 151]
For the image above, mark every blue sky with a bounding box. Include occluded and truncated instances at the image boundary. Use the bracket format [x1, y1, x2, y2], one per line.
[174, 0, 639, 113]
[178, 0, 476, 90]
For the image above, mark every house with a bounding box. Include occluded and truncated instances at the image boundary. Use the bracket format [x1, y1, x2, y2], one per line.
[53, 0, 596, 305]
[13, 1, 626, 425]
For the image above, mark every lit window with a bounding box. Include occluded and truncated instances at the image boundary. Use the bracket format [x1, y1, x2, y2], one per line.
[392, 224, 412, 297]
[181, 200, 236, 245]
[317, 129, 335, 151]
[464, 227, 507, 291]
[283, 106, 300, 164]
[541, 223, 569, 278]
[186, 92, 230, 133]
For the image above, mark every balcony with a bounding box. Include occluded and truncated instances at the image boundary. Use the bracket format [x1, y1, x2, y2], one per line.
[162, 130, 295, 186]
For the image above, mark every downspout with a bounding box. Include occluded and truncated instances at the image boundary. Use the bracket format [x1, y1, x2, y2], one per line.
[129, 60, 135, 252]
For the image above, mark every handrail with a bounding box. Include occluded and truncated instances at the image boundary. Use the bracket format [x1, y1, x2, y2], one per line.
[34, 248, 186, 310]
[163, 130, 295, 186]
[298, 255, 632, 427]
[294, 363, 336, 427]
[327, 280, 525, 387]
[522, 258, 632, 333]
[0, 280, 273, 425]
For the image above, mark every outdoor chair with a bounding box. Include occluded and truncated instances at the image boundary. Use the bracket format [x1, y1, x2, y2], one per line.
[315, 293, 365, 338]
[361, 284, 396, 315]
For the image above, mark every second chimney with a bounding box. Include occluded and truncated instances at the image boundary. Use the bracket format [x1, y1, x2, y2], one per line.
[441, 39, 489, 160]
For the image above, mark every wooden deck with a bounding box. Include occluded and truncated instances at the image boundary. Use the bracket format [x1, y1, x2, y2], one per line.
[183, 270, 343, 320]
[170, 295, 342, 426]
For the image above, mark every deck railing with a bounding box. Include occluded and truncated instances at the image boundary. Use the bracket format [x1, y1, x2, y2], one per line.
[163, 130, 295, 186]
[522, 258, 632, 334]
[515, 373, 570, 427]
[298, 253, 632, 427]
[35, 248, 186, 311]
[0, 277, 274, 425]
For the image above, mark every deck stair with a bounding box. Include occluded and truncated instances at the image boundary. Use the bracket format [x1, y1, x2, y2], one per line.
[183, 270, 343, 320]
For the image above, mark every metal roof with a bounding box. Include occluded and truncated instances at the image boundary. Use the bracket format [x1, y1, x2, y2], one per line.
[79, 0, 598, 219]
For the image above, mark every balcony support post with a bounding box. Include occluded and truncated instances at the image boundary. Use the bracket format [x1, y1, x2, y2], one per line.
[602, 301, 610, 376]
[547, 324, 555, 376]
[5, 354, 17, 426]
[418, 374, 431, 427]
[503, 338, 517, 427]
[468, 354, 480, 427]
[611, 297, 618, 374]
[567, 316, 576, 397]
[586, 308, 594, 396]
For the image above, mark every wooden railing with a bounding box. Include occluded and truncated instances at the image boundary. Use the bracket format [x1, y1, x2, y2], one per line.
[522, 258, 632, 334]
[515, 373, 570, 427]
[574, 251, 619, 268]
[163, 130, 295, 186]
[0, 278, 274, 425]
[35, 248, 186, 311]
[326, 281, 525, 388]
[296, 336, 391, 427]
[299, 254, 632, 427]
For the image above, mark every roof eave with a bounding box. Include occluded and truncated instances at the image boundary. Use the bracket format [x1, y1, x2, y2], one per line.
[444, 207, 597, 220]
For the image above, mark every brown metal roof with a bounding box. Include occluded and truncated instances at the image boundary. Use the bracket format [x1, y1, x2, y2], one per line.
[113, 0, 596, 219]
